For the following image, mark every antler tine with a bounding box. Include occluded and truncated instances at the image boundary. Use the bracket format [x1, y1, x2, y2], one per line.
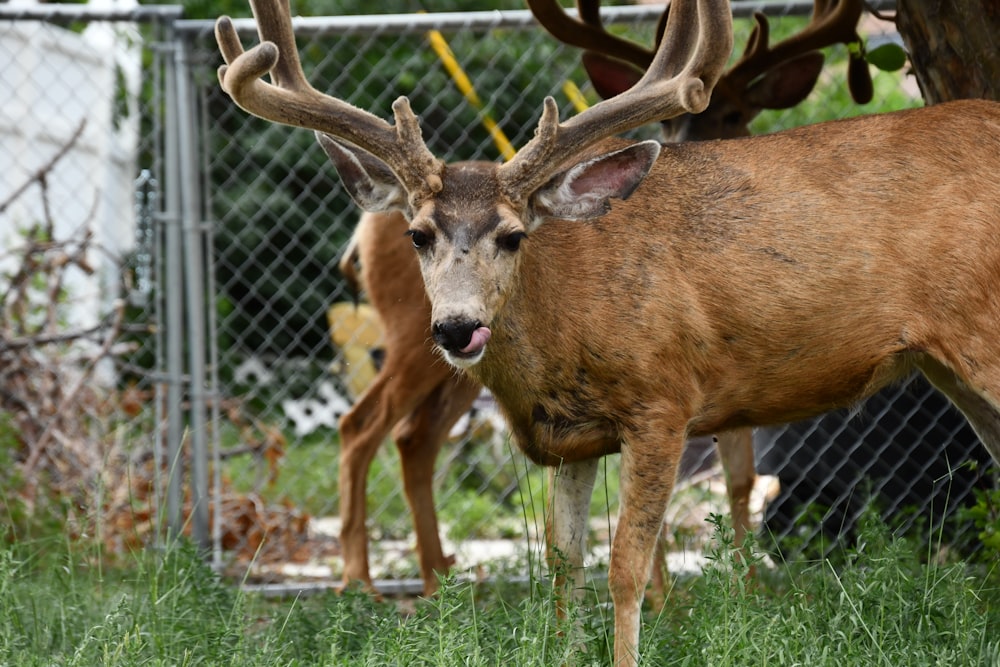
[526, 0, 653, 70]
[577, 0, 602, 28]
[501, 0, 733, 198]
[215, 0, 443, 199]
[726, 0, 863, 90]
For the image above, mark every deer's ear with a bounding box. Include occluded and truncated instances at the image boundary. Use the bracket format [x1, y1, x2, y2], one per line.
[745, 52, 824, 110]
[528, 141, 661, 226]
[582, 51, 644, 101]
[316, 132, 407, 212]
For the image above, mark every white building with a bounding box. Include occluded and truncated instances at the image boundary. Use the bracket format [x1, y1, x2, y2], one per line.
[1, 0, 141, 332]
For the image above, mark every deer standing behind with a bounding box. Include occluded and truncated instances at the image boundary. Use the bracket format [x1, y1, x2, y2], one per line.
[334, 0, 872, 599]
[215, 0, 1000, 663]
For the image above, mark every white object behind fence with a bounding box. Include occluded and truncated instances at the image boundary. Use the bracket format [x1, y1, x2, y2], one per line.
[1, 5, 139, 332]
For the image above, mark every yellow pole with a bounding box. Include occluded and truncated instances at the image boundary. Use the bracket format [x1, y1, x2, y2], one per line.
[425, 29, 517, 161]
[562, 80, 591, 114]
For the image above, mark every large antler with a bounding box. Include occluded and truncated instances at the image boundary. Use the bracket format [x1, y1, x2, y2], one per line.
[525, 0, 661, 71]
[727, 0, 871, 104]
[216, 0, 732, 204]
[531, 0, 872, 112]
[215, 0, 444, 199]
[499, 0, 733, 198]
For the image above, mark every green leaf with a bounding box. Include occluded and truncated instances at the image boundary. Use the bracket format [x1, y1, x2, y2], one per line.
[866, 43, 908, 72]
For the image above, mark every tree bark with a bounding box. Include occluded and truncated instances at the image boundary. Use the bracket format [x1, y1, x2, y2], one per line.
[895, 0, 1000, 104]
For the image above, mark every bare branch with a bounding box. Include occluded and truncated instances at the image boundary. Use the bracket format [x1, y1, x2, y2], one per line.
[22, 298, 127, 477]
[0, 119, 87, 214]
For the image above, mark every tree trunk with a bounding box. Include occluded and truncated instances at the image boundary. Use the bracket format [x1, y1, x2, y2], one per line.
[895, 0, 1000, 104]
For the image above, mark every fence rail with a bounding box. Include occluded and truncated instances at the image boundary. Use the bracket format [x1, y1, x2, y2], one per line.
[2, 1, 994, 589]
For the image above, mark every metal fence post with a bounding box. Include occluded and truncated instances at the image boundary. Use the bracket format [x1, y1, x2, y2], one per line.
[161, 17, 187, 544]
[175, 35, 211, 553]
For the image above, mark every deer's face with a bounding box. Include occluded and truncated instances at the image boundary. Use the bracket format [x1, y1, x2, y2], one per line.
[660, 103, 752, 143]
[405, 163, 528, 368]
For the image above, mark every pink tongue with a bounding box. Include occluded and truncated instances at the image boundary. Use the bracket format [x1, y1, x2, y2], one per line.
[460, 326, 491, 355]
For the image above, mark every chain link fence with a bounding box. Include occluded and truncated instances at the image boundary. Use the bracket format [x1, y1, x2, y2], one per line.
[1, 4, 184, 555]
[2, 1, 994, 589]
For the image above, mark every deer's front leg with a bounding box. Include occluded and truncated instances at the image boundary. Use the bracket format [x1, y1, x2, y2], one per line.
[546, 458, 600, 612]
[610, 428, 683, 667]
[715, 428, 757, 572]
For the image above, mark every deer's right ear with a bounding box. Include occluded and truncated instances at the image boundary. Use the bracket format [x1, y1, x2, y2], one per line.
[315, 132, 407, 212]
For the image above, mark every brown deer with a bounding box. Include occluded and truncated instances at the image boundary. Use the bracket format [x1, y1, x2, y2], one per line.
[215, 0, 1000, 663]
[335, 215, 480, 594]
[333, 0, 871, 600]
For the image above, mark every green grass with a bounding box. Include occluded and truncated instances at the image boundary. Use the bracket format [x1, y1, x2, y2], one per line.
[2, 516, 998, 666]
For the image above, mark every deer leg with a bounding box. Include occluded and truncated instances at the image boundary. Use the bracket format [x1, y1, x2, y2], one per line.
[915, 356, 1000, 466]
[336, 360, 443, 592]
[647, 429, 758, 609]
[336, 373, 403, 591]
[546, 457, 600, 614]
[645, 527, 670, 613]
[716, 428, 757, 572]
[610, 425, 684, 667]
[392, 374, 480, 596]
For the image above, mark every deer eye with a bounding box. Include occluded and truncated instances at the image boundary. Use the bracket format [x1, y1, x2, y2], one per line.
[406, 228, 433, 250]
[497, 231, 527, 253]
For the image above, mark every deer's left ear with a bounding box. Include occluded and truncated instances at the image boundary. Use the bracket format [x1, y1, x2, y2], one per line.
[528, 140, 661, 226]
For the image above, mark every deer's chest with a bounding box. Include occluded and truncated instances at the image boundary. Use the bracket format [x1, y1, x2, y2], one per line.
[476, 351, 628, 465]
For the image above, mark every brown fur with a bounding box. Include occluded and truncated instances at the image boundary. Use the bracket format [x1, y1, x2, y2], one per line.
[331, 0, 857, 597]
[403, 100, 1000, 665]
[333, 0, 855, 599]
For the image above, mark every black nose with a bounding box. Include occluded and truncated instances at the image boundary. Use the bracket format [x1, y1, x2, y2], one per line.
[432, 318, 481, 352]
